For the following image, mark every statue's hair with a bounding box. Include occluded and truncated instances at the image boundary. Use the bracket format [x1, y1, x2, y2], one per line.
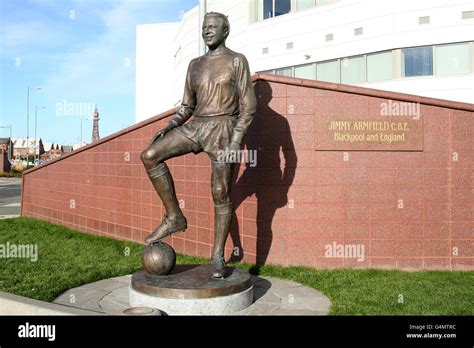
[205, 12, 230, 34]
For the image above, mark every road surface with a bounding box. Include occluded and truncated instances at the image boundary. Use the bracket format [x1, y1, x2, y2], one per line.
[0, 178, 22, 219]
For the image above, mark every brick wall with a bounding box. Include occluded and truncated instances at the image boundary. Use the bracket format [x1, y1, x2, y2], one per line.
[21, 75, 473, 270]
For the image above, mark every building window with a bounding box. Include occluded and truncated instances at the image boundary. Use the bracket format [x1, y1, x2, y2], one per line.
[262, 47, 269, 54]
[275, 0, 291, 16]
[295, 63, 315, 79]
[275, 67, 293, 77]
[316, 59, 339, 83]
[263, 0, 273, 20]
[367, 51, 394, 82]
[325, 33, 334, 41]
[402, 46, 433, 77]
[258, 41, 472, 85]
[257, 0, 291, 21]
[286, 42, 294, 49]
[341, 55, 366, 84]
[435, 43, 471, 75]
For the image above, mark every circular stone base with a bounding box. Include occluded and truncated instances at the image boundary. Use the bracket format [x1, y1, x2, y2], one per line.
[129, 265, 253, 315]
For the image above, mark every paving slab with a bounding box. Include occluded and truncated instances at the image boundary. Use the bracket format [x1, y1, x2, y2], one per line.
[53, 274, 331, 316]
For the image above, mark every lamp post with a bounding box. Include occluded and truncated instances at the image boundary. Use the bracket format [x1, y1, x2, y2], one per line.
[35, 105, 46, 162]
[26, 86, 42, 167]
[80, 116, 93, 148]
[199, 0, 207, 55]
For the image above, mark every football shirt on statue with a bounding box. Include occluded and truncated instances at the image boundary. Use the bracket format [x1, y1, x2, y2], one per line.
[179, 47, 257, 144]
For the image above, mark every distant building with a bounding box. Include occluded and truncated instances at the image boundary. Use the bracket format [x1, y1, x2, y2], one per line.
[49, 144, 62, 159]
[136, 0, 474, 123]
[73, 142, 88, 150]
[0, 152, 10, 173]
[12, 138, 44, 160]
[0, 138, 14, 161]
[0, 138, 13, 173]
[61, 145, 74, 154]
[43, 142, 54, 153]
[41, 142, 58, 161]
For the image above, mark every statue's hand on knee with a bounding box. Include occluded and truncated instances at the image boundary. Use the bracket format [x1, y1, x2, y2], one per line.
[149, 116, 184, 145]
[150, 125, 173, 145]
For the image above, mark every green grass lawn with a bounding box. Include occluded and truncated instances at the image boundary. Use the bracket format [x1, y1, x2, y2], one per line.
[0, 217, 472, 315]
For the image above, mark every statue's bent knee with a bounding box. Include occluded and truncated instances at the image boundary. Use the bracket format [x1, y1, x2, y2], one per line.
[141, 147, 158, 164]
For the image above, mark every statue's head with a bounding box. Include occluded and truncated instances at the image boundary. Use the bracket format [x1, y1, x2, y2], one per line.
[202, 12, 230, 50]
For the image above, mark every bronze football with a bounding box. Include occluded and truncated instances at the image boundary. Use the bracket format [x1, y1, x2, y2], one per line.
[141, 242, 176, 276]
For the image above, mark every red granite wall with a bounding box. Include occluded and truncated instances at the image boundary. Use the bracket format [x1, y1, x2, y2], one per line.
[21, 75, 473, 270]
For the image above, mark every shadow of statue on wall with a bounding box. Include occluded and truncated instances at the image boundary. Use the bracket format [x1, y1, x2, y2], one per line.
[229, 80, 297, 265]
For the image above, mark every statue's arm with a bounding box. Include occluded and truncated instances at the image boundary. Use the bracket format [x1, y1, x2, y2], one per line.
[150, 61, 196, 144]
[230, 54, 257, 145]
[172, 61, 196, 126]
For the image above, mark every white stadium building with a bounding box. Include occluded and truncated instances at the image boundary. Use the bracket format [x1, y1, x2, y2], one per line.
[135, 0, 474, 123]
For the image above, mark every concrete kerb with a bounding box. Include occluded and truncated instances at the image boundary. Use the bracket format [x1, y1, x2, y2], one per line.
[0, 290, 103, 315]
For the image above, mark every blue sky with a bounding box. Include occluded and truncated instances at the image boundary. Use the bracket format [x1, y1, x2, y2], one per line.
[0, 0, 198, 145]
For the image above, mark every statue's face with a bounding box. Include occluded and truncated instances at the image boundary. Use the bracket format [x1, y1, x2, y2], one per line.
[202, 16, 227, 49]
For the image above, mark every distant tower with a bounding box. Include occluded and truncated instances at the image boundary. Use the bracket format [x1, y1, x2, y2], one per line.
[91, 105, 100, 142]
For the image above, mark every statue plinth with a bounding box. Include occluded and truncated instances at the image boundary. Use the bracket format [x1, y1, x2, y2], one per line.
[129, 265, 253, 315]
